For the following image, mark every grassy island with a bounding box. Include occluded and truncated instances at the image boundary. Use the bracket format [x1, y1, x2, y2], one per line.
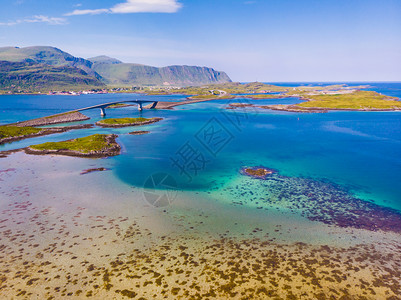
[96, 117, 162, 128]
[242, 90, 401, 113]
[296, 90, 401, 110]
[26, 134, 120, 158]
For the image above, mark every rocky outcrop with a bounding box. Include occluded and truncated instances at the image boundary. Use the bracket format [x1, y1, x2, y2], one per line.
[80, 167, 109, 175]
[128, 131, 150, 135]
[240, 166, 277, 179]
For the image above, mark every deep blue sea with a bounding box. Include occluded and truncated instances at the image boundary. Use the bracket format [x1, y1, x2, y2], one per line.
[1, 82, 400, 211]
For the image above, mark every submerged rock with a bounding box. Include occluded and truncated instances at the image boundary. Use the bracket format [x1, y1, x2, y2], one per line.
[241, 166, 276, 179]
[128, 131, 150, 135]
[80, 167, 109, 175]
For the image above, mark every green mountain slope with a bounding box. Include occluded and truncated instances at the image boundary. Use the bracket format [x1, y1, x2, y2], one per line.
[0, 61, 105, 92]
[0, 46, 98, 78]
[87, 56, 122, 65]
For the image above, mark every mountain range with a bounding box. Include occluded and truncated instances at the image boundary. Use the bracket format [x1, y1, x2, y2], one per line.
[0, 46, 231, 92]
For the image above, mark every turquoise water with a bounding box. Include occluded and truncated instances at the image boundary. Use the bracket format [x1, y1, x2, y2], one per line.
[1, 83, 401, 211]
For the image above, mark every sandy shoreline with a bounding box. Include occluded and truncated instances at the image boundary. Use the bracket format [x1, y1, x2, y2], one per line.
[10, 111, 90, 127]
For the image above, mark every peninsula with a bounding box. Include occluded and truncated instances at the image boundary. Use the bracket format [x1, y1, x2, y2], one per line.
[0, 124, 93, 145]
[25, 134, 121, 158]
[0, 111, 92, 144]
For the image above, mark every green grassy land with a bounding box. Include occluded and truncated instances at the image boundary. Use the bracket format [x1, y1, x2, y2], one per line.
[98, 117, 150, 125]
[247, 94, 283, 99]
[107, 103, 131, 108]
[189, 94, 234, 100]
[30, 134, 111, 153]
[155, 82, 292, 96]
[0, 126, 42, 139]
[144, 82, 371, 97]
[296, 91, 401, 110]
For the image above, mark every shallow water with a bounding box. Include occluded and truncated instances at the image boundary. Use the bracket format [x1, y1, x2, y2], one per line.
[1, 84, 401, 210]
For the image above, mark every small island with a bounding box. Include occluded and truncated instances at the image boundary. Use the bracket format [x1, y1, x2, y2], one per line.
[96, 117, 163, 128]
[25, 134, 121, 158]
[241, 166, 276, 179]
[226, 103, 255, 109]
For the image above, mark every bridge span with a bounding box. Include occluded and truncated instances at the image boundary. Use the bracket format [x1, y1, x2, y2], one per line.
[76, 100, 158, 116]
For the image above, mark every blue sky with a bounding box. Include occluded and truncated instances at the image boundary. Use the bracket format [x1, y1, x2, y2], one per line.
[0, 0, 400, 82]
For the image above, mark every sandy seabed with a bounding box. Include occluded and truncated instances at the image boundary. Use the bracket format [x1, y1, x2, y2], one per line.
[0, 152, 400, 299]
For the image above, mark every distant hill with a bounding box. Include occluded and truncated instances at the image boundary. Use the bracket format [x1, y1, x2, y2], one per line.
[0, 46, 98, 78]
[0, 60, 104, 92]
[87, 55, 122, 65]
[0, 46, 232, 91]
[89, 58, 231, 86]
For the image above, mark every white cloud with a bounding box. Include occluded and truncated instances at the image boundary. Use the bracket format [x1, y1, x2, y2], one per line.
[66, 9, 109, 16]
[66, 0, 182, 16]
[26, 15, 67, 25]
[0, 15, 67, 26]
[112, 0, 182, 13]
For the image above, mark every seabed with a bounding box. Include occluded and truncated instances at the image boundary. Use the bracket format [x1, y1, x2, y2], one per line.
[0, 152, 400, 299]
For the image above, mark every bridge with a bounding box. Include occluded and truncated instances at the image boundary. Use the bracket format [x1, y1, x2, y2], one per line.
[76, 100, 158, 116]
